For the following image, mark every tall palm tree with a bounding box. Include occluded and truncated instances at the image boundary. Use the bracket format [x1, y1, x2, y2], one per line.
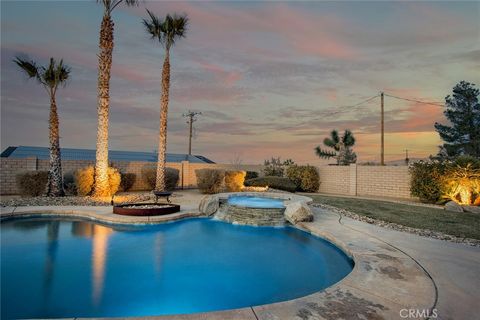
[14, 57, 70, 196]
[315, 129, 357, 165]
[143, 9, 188, 191]
[94, 0, 138, 197]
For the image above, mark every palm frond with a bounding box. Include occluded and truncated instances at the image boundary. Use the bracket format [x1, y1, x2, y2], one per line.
[14, 56, 70, 91]
[13, 56, 41, 82]
[144, 10, 188, 49]
[315, 146, 337, 159]
[143, 9, 163, 42]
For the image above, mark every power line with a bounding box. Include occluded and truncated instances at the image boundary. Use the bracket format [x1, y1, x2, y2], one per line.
[383, 93, 444, 107]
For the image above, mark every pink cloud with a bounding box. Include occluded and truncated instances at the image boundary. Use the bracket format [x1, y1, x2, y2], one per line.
[129, 2, 356, 59]
[195, 60, 242, 87]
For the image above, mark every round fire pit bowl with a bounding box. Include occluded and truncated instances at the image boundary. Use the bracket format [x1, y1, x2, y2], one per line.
[113, 203, 181, 216]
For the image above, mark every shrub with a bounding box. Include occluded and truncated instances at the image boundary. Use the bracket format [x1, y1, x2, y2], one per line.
[74, 166, 95, 196]
[225, 170, 246, 192]
[74, 166, 120, 196]
[120, 172, 136, 192]
[141, 167, 179, 190]
[409, 161, 445, 203]
[63, 172, 77, 195]
[16, 171, 48, 196]
[244, 176, 297, 193]
[245, 171, 259, 180]
[196, 169, 225, 194]
[165, 168, 180, 191]
[442, 156, 480, 205]
[263, 157, 294, 177]
[286, 165, 320, 192]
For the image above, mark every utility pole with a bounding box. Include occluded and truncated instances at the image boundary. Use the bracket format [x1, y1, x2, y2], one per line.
[381, 92, 385, 166]
[183, 110, 202, 155]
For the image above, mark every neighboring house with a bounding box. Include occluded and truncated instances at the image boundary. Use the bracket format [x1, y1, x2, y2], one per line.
[1, 146, 215, 164]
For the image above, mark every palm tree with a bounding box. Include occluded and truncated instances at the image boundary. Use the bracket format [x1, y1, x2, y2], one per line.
[14, 57, 70, 196]
[315, 129, 357, 165]
[94, 0, 138, 197]
[143, 9, 188, 191]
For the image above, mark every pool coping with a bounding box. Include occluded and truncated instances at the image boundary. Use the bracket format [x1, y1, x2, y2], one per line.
[0, 205, 436, 320]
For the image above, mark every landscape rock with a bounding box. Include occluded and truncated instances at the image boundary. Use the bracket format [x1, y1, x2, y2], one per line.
[463, 206, 480, 214]
[444, 201, 464, 213]
[284, 202, 313, 224]
[198, 195, 219, 216]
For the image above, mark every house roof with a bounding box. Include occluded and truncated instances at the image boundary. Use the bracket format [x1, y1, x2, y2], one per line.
[1, 146, 215, 164]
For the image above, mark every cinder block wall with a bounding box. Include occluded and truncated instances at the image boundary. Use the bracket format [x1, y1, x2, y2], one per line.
[317, 165, 351, 195]
[357, 165, 411, 198]
[0, 158, 263, 195]
[0, 158, 413, 199]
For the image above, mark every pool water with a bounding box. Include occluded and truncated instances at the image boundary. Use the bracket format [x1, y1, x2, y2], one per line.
[1, 218, 353, 319]
[227, 195, 285, 208]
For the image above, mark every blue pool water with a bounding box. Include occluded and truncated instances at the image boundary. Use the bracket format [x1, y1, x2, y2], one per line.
[1, 218, 353, 319]
[228, 195, 285, 208]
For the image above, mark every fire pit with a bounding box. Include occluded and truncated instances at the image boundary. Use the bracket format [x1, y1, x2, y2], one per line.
[113, 203, 180, 216]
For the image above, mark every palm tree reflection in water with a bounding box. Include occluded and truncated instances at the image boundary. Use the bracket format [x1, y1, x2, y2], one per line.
[71, 221, 113, 306]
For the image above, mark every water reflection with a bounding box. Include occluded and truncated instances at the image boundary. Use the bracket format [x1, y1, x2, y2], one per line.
[154, 233, 163, 275]
[71, 221, 113, 305]
[43, 221, 60, 307]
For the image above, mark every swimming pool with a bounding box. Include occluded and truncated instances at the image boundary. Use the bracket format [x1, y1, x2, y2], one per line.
[1, 217, 353, 319]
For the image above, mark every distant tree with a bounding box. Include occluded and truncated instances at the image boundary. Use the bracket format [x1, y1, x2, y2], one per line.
[435, 81, 480, 158]
[143, 9, 188, 191]
[263, 157, 294, 177]
[315, 129, 357, 165]
[14, 57, 71, 196]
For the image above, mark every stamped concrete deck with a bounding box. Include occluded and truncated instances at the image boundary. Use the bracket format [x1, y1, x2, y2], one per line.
[1, 197, 474, 319]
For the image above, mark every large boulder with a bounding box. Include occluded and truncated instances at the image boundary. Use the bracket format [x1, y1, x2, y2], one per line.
[199, 195, 219, 216]
[444, 201, 464, 213]
[284, 202, 313, 224]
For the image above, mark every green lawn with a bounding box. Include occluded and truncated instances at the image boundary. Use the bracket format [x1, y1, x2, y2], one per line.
[310, 195, 480, 240]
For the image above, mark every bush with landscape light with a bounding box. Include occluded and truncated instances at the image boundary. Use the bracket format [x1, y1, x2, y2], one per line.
[74, 166, 120, 197]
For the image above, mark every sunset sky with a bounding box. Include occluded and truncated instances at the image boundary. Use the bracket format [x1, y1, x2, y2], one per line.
[1, 1, 479, 164]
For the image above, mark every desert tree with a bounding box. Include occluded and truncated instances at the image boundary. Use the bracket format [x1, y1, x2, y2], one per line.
[435, 81, 480, 158]
[315, 129, 357, 165]
[14, 57, 71, 196]
[94, 0, 139, 197]
[143, 9, 188, 191]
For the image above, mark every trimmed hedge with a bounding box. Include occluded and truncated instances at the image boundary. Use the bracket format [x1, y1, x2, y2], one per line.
[196, 169, 225, 194]
[225, 170, 246, 192]
[245, 171, 259, 180]
[286, 165, 320, 192]
[141, 167, 179, 191]
[244, 176, 296, 193]
[16, 171, 48, 196]
[120, 172, 136, 192]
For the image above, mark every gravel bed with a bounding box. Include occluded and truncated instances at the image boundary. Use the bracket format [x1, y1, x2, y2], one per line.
[0, 193, 153, 207]
[119, 204, 173, 209]
[312, 203, 480, 247]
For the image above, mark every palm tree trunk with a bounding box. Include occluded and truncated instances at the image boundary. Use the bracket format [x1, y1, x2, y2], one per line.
[155, 49, 170, 191]
[94, 14, 114, 197]
[47, 92, 64, 196]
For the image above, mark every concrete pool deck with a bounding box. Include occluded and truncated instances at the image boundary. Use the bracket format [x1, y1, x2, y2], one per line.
[1, 200, 478, 319]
